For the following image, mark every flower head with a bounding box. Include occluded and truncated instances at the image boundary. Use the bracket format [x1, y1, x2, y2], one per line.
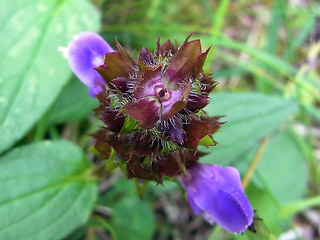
[83, 33, 223, 181]
[67, 32, 253, 234]
[179, 163, 254, 233]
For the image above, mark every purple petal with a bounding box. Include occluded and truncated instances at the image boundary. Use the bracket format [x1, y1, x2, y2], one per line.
[179, 163, 254, 233]
[186, 192, 202, 214]
[67, 32, 114, 97]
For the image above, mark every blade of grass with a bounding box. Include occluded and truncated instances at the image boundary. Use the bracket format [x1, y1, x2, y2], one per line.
[103, 23, 320, 102]
[211, 0, 230, 37]
[207, 35, 320, 103]
[255, 0, 285, 93]
[242, 138, 269, 190]
[219, 51, 285, 91]
[283, 16, 316, 61]
[282, 195, 320, 217]
[200, 0, 214, 21]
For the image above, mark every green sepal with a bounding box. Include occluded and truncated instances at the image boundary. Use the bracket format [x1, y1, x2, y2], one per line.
[120, 115, 140, 134]
[198, 135, 215, 147]
[105, 148, 119, 172]
[160, 141, 180, 153]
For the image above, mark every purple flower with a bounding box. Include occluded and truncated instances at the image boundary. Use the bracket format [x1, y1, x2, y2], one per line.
[67, 32, 223, 180]
[67, 32, 114, 96]
[179, 163, 254, 233]
[67, 33, 254, 234]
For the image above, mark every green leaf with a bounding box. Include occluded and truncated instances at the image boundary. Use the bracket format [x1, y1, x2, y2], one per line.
[0, 140, 98, 240]
[253, 130, 308, 204]
[245, 184, 284, 237]
[98, 179, 155, 240]
[111, 197, 155, 240]
[0, 0, 101, 153]
[200, 92, 298, 165]
[49, 77, 98, 124]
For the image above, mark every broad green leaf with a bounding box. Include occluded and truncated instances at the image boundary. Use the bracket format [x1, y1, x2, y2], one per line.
[252, 131, 307, 204]
[0, 0, 100, 153]
[245, 184, 284, 237]
[0, 140, 98, 240]
[98, 179, 155, 240]
[111, 197, 155, 240]
[49, 77, 98, 124]
[200, 92, 297, 165]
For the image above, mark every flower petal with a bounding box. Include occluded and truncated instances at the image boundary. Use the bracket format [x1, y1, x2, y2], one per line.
[180, 163, 254, 233]
[67, 32, 114, 96]
[186, 192, 202, 214]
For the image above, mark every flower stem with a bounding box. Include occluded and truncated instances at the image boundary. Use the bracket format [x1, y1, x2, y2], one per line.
[242, 137, 269, 189]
